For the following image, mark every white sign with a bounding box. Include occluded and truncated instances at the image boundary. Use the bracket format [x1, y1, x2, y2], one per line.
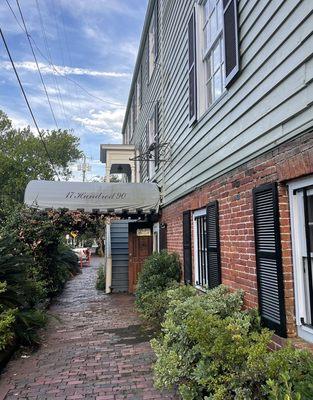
[137, 228, 151, 237]
[24, 180, 160, 214]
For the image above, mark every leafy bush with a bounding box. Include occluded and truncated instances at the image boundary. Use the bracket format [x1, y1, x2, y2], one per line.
[14, 309, 48, 347]
[96, 265, 106, 291]
[0, 206, 80, 353]
[151, 285, 313, 400]
[135, 251, 181, 328]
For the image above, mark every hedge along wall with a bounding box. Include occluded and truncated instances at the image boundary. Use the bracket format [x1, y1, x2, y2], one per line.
[161, 130, 313, 340]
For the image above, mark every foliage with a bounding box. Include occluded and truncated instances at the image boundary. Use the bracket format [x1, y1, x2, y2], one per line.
[0, 110, 82, 205]
[0, 205, 81, 353]
[14, 309, 48, 347]
[0, 283, 16, 351]
[151, 285, 313, 400]
[96, 265, 106, 291]
[135, 251, 181, 328]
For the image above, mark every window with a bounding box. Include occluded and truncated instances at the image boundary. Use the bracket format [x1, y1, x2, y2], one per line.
[194, 209, 209, 287]
[132, 92, 137, 134]
[188, 0, 239, 121]
[137, 66, 142, 111]
[148, 1, 158, 80]
[193, 202, 221, 289]
[289, 176, 313, 343]
[203, 0, 225, 107]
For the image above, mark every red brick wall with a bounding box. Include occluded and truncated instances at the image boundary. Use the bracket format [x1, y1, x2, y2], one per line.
[161, 131, 313, 338]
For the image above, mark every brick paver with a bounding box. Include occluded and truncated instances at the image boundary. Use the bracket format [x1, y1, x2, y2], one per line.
[0, 257, 178, 400]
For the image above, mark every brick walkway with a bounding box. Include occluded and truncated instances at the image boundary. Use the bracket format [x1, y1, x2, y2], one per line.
[0, 257, 177, 400]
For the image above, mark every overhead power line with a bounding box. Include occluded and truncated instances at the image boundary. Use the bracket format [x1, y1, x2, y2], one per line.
[15, 0, 59, 129]
[5, 0, 125, 109]
[0, 27, 60, 181]
[34, 0, 70, 129]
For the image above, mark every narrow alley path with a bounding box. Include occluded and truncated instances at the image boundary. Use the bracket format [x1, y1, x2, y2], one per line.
[0, 258, 177, 400]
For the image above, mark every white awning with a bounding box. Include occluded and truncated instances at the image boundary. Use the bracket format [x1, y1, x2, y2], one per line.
[24, 180, 160, 214]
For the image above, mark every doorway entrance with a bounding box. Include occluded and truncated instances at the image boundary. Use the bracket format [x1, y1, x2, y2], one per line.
[128, 223, 153, 293]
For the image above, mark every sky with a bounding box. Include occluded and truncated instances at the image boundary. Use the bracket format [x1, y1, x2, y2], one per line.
[0, 0, 148, 180]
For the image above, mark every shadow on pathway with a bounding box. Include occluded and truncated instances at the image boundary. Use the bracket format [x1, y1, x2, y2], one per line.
[0, 257, 177, 400]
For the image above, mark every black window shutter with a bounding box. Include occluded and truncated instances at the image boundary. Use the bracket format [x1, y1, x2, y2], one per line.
[253, 183, 287, 337]
[223, 0, 240, 87]
[206, 201, 221, 289]
[183, 211, 192, 284]
[154, 102, 159, 168]
[159, 223, 167, 251]
[188, 9, 197, 123]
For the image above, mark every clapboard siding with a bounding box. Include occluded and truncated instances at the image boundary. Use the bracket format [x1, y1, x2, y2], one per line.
[111, 221, 129, 292]
[122, 0, 313, 206]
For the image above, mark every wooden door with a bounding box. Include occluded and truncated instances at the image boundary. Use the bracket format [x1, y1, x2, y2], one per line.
[129, 231, 153, 293]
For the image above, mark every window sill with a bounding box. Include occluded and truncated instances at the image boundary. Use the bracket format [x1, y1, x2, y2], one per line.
[195, 284, 208, 293]
[194, 90, 228, 128]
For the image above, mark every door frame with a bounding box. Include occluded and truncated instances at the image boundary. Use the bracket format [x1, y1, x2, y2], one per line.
[128, 222, 153, 293]
[288, 175, 313, 343]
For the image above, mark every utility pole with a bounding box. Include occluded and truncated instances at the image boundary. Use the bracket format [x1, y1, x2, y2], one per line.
[77, 155, 91, 182]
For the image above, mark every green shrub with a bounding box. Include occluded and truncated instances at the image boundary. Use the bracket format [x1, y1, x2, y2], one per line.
[137, 251, 181, 294]
[135, 251, 181, 327]
[151, 285, 313, 400]
[96, 265, 106, 291]
[0, 282, 16, 351]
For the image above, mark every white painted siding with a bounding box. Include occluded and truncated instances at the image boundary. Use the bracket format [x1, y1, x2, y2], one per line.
[122, 0, 313, 205]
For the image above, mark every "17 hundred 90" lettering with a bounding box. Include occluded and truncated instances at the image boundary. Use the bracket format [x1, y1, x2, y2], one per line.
[65, 192, 127, 200]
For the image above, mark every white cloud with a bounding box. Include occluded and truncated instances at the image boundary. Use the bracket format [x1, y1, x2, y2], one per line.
[73, 108, 125, 140]
[0, 61, 131, 78]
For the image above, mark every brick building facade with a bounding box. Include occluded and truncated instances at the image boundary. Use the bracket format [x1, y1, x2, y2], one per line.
[161, 130, 313, 340]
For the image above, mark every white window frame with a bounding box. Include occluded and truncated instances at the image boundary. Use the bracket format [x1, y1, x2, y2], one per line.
[288, 175, 313, 344]
[195, 0, 225, 117]
[193, 208, 208, 290]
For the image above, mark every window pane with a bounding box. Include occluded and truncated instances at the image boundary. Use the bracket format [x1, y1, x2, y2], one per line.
[210, 9, 217, 40]
[206, 56, 212, 80]
[204, 25, 210, 51]
[217, 0, 223, 30]
[207, 79, 213, 106]
[213, 68, 222, 99]
[204, 0, 209, 19]
[213, 43, 220, 72]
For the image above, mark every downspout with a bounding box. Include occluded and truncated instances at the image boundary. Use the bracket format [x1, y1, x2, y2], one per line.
[105, 218, 112, 294]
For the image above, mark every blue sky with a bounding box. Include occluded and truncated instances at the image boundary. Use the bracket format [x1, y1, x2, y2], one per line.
[0, 0, 148, 180]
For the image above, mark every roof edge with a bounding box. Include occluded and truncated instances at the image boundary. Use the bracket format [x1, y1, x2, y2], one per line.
[121, 0, 156, 136]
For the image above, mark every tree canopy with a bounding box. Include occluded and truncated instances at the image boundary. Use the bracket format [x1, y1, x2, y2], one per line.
[0, 110, 82, 204]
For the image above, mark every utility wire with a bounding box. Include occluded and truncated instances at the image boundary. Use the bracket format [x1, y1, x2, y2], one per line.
[5, 0, 125, 109]
[15, 0, 59, 129]
[35, 0, 70, 129]
[0, 27, 61, 181]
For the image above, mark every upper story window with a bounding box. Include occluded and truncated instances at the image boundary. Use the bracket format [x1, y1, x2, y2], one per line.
[137, 66, 142, 112]
[148, 1, 159, 81]
[203, 0, 225, 107]
[132, 91, 137, 132]
[188, 0, 239, 122]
